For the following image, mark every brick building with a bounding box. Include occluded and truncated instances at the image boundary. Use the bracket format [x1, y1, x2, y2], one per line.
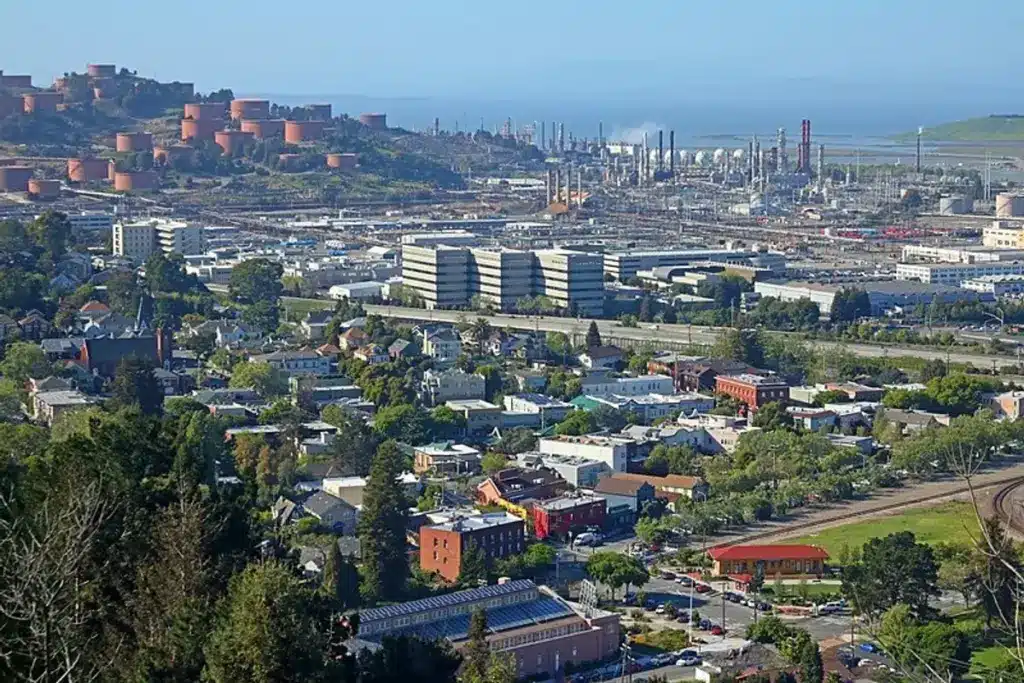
[714, 373, 789, 411]
[532, 494, 606, 541]
[477, 468, 568, 516]
[707, 544, 829, 578]
[419, 511, 525, 582]
[355, 579, 621, 680]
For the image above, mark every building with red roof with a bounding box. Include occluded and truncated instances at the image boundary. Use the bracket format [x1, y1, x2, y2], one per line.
[707, 544, 828, 577]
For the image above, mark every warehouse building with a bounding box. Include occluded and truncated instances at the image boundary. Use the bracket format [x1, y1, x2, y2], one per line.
[604, 248, 786, 281]
[754, 280, 991, 315]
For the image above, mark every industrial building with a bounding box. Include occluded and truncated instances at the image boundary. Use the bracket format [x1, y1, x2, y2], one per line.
[755, 280, 993, 314]
[355, 579, 620, 680]
[400, 231, 479, 247]
[400, 244, 604, 315]
[896, 261, 1024, 285]
[983, 221, 1024, 249]
[960, 274, 1024, 297]
[603, 247, 786, 281]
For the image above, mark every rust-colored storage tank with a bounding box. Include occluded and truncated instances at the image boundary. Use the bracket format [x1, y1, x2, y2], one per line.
[326, 153, 358, 170]
[114, 171, 158, 192]
[23, 92, 62, 114]
[67, 157, 110, 183]
[116, 131, 153, 152]
[214, 130, 254, 155]
[0, 166, 34, 192]
[153, 145, 191, 164]
[108, 160, 117, 181]
[181, 118, 222, 142]
[183, 102, 226, 120]
[230, 99, 270, 121]
[27, 179, 60, 200]
[0, 74, 33, 88]
[359, 113, 387, 130]
[284, 120, 326, 143]
[53, 76, 70, 91]
[241, 118, 285, 139]
[306, 104, 332, 120]
[87, 64, 116, 78]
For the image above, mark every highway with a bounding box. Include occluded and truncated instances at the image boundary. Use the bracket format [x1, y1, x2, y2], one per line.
[363, 304, 1016, 368]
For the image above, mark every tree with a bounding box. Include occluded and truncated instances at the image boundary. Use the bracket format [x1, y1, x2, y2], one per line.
[112, 357, 163, 415]
[463, 608, 490, 683]
[203, 561, 331, 683]
[228, 258, 283, 305]
[585, 321, 601, 349]
[585, 552, 649, 599]
[978, 515, 1018, 630]
[228, 360, 286, 397]
[797, 638, 824, 683]
[591, 404, 628, 432]
[751, 402, 793, 430]
[430, 405, 467, 440]
[713, 328, 765, 367]
[480, 452, 508, 474]
[31, 210, 72, 262]
[357, 635, 461, 683]
[321, 541, 360, 610]
[841, 532, 939, 619]
[830, 288, 871, 323]
[554, 410, 597, 436]
[459, 542, 489, 586]
[0, 341, 49, 383]
[358, 441, 411, 604]
[919, 358, 948, 382]
[493, 427, 537, 455]
[241, 299, 280, 333]
[232, 432, 268, 479]
[877, 603, 971, 679]
[322, 407, 380, 476]
[145, 252, 197, 294]
[373, 403, 430, 444]
[469, 318, 492, 353]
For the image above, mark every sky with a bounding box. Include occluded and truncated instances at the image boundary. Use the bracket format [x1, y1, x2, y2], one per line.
[4, 0, 1024, 132]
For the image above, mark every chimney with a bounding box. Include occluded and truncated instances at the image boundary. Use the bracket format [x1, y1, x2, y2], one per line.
[658, 130, 664, 174]
[541, 121, 546, 151]
[554, 167, 561, 204]
[577, 168, 583, 208]
[669, 130, 675, 175]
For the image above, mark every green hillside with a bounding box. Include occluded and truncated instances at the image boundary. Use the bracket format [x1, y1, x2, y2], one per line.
[894, 115, 1024, 142]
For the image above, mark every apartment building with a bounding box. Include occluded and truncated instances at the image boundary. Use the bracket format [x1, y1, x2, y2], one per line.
[420, 368, 485, 406]
[112, 220, 157, 262]
[400, 245, 604, 315]
[577, 374, 675, 398]
[155, 220, 204, 256]
[112, 218, 203, 262]
[419, 511, 525, 582]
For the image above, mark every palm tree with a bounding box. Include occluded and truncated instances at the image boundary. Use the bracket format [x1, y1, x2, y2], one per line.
[470, 317, 492, 354]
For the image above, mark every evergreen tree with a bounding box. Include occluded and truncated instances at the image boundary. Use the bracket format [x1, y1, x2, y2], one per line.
[321, 542, 360, 610]
[979, 515, 1018, 630]
[112, 357, 163, 415]
[585, 320, 601, 349]
[459, 542, 488, 586]
[463, 608, 490, 683]
[798, 639, 824, 683]
[639, 296, 652, 323]
[357, 441, 410, 604]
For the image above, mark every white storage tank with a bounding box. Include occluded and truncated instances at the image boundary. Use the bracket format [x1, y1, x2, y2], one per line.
[996, 192, 1024, 218]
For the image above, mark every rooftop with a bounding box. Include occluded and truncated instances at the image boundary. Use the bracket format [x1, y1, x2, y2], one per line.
[708, 544, 829, 561]
[446, 399, 499, 411]
[426, 511, 523, 533]
[536, 494, 606, 512]
[719, 373, 787, 387]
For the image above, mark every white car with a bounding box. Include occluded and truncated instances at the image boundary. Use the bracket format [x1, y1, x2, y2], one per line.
[676, 656, 701, 667]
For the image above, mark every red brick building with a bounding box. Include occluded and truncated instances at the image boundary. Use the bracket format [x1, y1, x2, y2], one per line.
[476, 467, 568, 514]
[714, 373, 789, 411]
[532, 495, 606, 541]
[419, 511, 525, 582]
[707, 544, 828, 578]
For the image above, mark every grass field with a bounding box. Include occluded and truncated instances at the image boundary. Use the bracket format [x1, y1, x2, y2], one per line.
[786, 501, 981, 558]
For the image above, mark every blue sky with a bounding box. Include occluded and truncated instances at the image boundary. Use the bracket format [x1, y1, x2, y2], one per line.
[4, 0, 1022, 101]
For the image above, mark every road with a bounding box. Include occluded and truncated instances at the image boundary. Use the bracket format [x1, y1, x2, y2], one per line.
[363, 304, 1016, 367]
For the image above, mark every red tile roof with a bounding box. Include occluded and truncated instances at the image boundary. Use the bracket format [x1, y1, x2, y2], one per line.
[708, 544, 829, 561]
[79, 300, 110, 312]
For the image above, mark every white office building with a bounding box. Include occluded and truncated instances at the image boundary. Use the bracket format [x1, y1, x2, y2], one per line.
[65, 211, 113, 233]
[113, 218, 204, 262]
[112, 220, 157, 262]
[401, 245, 469, 309]
[155, 220, 204, 256]
[577, 374, 675, 398]
[896, 261, 1024, 285]
[537, 434, 632, 473]
[604, 248, 786, 281]
[533, 249, 604, 316]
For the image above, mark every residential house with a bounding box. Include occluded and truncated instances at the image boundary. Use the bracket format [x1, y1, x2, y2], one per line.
[786, 407, 837, 432]
[187, 319, 262, 347]
[82, 312, 135, 338]
[316, 343, 342, 359]
[578, 346, 623, 370]
[826, 433, 875, 456]
[422, 328, 461, 363]
[250, 350, 331, 376]
[323, 473, 421, 508]
[32, 389, 96, 426]
[503, 393, 574, 425]
[606, 472, 709, 502]
[879, 408, 952, 435]
[18, 310, 51, 340]
[578, 374, 675, 398]
[591, 476, 655, 516]
[153, 367, 192, 395]
[302, 491, 357, 534]
[675, 413, 759, 454]
[993, 391, 1024, 420]
[445, 399, 502, 435]
[301, 310, 333, 340]
[78, 300, 110, 322]
[0, 314, 18, 341]
[413, 442, 482, 475]
[476, 467, 568, 514]
[420, 369, 485, 407]
[354, 344, 389, 365]
[824, 381, 885, 402]
[675, 359, 757, 392]
[512, 369, 547, 393]
[573, 392, 714, 424]
[339, 327, 370, 351]
[620, 423, 711, 452]
[388, 338, 418, 360]
[79, 334, 166, 379]
[27, 375, 72, 394]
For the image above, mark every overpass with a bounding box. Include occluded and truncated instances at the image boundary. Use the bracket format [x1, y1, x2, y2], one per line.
[363, 304, 1017, 369]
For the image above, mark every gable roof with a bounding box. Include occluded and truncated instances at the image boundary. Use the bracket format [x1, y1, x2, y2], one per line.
[303, 491, 353, 517]
[79, 300, 110, 313]
[707, 544, 829, 561]
[583, 345, 622, 359]
[593, 477, 651, 497]
[611, 472, 705, 490]
[304, 310, 333, 325]
[389, 338, 411, 353]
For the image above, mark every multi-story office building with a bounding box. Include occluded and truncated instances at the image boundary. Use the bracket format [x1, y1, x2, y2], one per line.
[112, 220, 157, 262]
[400, 245, 603, 314]
[112, 218, 204, 262]
[64, 211, 114, 233]
[469, 248, 533, 310]
[896, 260, 1024, 285]
[533, 249, 604, 316]
[401, 244, 469, 308]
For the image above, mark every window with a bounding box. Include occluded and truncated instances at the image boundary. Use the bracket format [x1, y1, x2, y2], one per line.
[433, 551, 438, 560]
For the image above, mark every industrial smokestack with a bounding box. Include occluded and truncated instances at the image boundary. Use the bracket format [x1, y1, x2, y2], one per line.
[916, 126, 922, 173]
[799, 119, 812, 174]
[434, 117, 440, 136]
[565, 165, 572, 207]
[599, 121, 604, 148]
[669, 131, 675, 175]
[776, 127, 787, 173]
[558, 123, 565, 152]
[577, 168, 582, 209]
[554, 167, 561, 204]
[748, 139, 754, 181]
[658, 130, 664, 174]
[541, 121, 546, 151]
[817, 144, 825, 189]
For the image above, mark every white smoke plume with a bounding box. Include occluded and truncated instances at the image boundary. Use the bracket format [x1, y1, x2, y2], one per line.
[608, 121, 665, 145]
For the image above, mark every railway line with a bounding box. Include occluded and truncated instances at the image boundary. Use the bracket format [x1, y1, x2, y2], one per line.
[992, 477, 1024, 535]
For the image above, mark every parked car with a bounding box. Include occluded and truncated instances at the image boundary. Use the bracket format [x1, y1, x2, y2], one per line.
[710, 625, 725, 635]
[676, 655, 701, 667]
[699, 618, 711, 630]
[758, 602, 772, 611]
[676, 612, 690, 623]
[661, 571, 676, 580]
[655, 604, 666, 615]
[695, 584, 711, 593]
[859, 642, 881, 654]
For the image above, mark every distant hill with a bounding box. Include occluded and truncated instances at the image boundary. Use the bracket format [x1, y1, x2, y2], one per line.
[894, 115, 1024, 142]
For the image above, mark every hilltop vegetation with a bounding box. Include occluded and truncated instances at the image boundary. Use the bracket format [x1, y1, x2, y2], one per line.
[895, 115, 1024, 142]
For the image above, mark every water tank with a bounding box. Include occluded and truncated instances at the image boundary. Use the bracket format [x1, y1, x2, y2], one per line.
[230, 99, 270, 121]
[27, 179, 60, 200]
[241, 119, 285, 139]
[676, 150, 689, 166]
[358, 113, 387, 130]
[732, 148, 745, 161]
[693, 150, 708, 167]
[114, 171, 158, 192]
[326, 153, 358, 170]
[284, 120, 326, 144]
[116, 132, 152, 152]
[996, 192, 1024, 218]
[713, 148, 726, 165]
[939, 196, 966, 216]
[67, 157, 109, 183]
[183, 102, 226, 120]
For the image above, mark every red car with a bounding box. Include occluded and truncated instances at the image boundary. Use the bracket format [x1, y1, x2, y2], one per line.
[710, 625, 725, 636]
[695, 584, 711, 593]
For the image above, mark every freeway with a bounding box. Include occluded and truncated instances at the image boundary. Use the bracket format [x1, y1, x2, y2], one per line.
[363, 304, 1016, 368]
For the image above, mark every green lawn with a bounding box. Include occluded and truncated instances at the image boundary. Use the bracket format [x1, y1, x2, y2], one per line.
[787, 502, 980, 558]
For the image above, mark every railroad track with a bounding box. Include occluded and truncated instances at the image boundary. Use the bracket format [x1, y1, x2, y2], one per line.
[992, 477, 1024, 535]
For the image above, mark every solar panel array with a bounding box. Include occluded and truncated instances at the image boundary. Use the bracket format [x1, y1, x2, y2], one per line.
[360, 579, 537, 623]
[363, 596, 575, 643]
